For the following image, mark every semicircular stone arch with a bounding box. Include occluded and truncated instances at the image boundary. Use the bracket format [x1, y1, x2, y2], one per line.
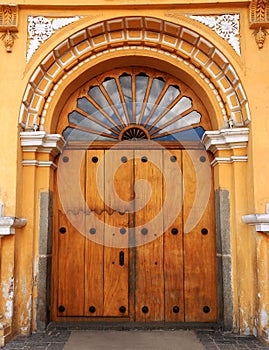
[19, 16, 250, 132]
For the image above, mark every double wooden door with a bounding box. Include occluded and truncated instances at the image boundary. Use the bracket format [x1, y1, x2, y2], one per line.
[52, 147, 217, 322]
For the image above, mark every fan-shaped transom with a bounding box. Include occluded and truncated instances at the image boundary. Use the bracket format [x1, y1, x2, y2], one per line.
[119, 125, 150, 141]
[57, 68, 212, 143]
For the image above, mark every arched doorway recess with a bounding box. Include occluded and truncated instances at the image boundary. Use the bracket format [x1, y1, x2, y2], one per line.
[19, 16, 250, 331]
[52, 67, 217, 323]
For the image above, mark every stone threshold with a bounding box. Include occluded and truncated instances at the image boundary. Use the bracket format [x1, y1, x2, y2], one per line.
[47, 321, 221, 331]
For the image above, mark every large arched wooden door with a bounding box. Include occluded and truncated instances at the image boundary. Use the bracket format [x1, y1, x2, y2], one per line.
[52, 68, 217, 323]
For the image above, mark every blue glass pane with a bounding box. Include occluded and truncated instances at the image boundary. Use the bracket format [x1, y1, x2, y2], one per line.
[102, 78, 127, 125]
[68, 110, 111, 133]
[143, 77, 165, 123]
[161, 111, 201, 133]
[135, 74, 149, 122]
[119, 75, 132, 121]
[63, 127, 117, 141]
[150, 85, 180, 123]
[156, 96, 192, 126]
[76, 98, 115, 128]
[68, 110, 85, 124]
[154, 126, 205, 141]
[88, 86, 114, 117]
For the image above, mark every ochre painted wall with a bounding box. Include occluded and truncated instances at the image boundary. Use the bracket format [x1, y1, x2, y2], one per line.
[0, 0, 268, 345]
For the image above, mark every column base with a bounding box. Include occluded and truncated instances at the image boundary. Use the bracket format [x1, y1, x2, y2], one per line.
[0, 320, 12, 347]
[262, 327, 269, 343]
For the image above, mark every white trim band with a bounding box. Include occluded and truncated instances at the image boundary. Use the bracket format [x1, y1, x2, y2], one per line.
[211, 155, 248, 167]
[202, 128, 249, 153]
[22, 160, 57, 169]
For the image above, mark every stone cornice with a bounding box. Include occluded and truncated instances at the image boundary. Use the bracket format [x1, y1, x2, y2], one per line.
[202, 128, 249, 153]
[202, 128, 249, 166]
[20, 131, 66, 159]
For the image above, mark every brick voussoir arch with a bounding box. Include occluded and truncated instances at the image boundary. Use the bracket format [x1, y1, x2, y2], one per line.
[19, 16, 250, 132]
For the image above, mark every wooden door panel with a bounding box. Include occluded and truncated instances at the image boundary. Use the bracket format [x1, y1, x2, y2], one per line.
[103, 150, 132, 316]
[57, 211, 85, 316]
[134, 149, 164, 322]
[163, 150, 184, 322]
[183, 150, 217, 322]
[85, 150, 105, 316]
[103, 216, 129, 316]
[56, 150, 85, 316]
[53, 147, 217, 323]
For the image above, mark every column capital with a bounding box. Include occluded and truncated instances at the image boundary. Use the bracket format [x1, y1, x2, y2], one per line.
[20, 131, 66, 168]
[202, 128, 249, 166]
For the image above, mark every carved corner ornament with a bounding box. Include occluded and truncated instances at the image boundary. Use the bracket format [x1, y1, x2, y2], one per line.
[250, 0, 269, 49]
[0, 4, 18, 53]
[27, 16, 82, 61]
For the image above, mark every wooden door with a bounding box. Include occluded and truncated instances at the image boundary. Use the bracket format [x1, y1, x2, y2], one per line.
[163, 150, 184, 322]
[54, 149, 86, 317]
[84, 149, 131, 317]
[53, 148, 217, 322]
[54, 149, 131, 318]
[134, 149, 165, 321]
[183, 150, 218, 322]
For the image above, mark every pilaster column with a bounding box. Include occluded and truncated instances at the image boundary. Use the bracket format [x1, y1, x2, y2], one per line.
[202, 128, 251, 333]
[0, 201, 26, 346]
[15, 132, 65, 334]
[243, 204, 269, 342]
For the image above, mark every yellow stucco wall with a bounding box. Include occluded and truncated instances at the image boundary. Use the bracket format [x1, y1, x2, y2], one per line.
[0, 0, 268, 344]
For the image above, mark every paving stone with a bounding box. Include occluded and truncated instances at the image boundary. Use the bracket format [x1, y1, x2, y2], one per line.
[1, 329, 269, 350]
[3, 343, 27, 349]
[47, 344, 65, 350]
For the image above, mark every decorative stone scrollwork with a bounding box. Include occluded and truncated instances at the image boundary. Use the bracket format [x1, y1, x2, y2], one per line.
[28, 16, 54, 42]
[0, 30, 17, 52]
[250, 0, 269, 48]
[250, 0, 269, 24]
[187, 14, 240, 55]
[27, 16, 82, 61]
[0, 4, 18, 53]
[254, 27, 268, 48]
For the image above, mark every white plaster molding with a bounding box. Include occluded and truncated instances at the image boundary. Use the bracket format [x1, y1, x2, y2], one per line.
[20, 131, 66, 158]
[202, 128, 249, 153]
[242, 203, 269, 234]
[0, 201, 27, 237]
[210, 155, 248, 167]
[0, 217, 27, 236]
[187, 14, 240, 55]
[22, 160, 57, 169]
[202, 128, 249, 166]
[27, 16, 82, 62]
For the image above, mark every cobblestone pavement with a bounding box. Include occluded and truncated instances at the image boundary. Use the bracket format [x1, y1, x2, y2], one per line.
[196, 330, 269, 349]
[2, 329, 269, 350]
